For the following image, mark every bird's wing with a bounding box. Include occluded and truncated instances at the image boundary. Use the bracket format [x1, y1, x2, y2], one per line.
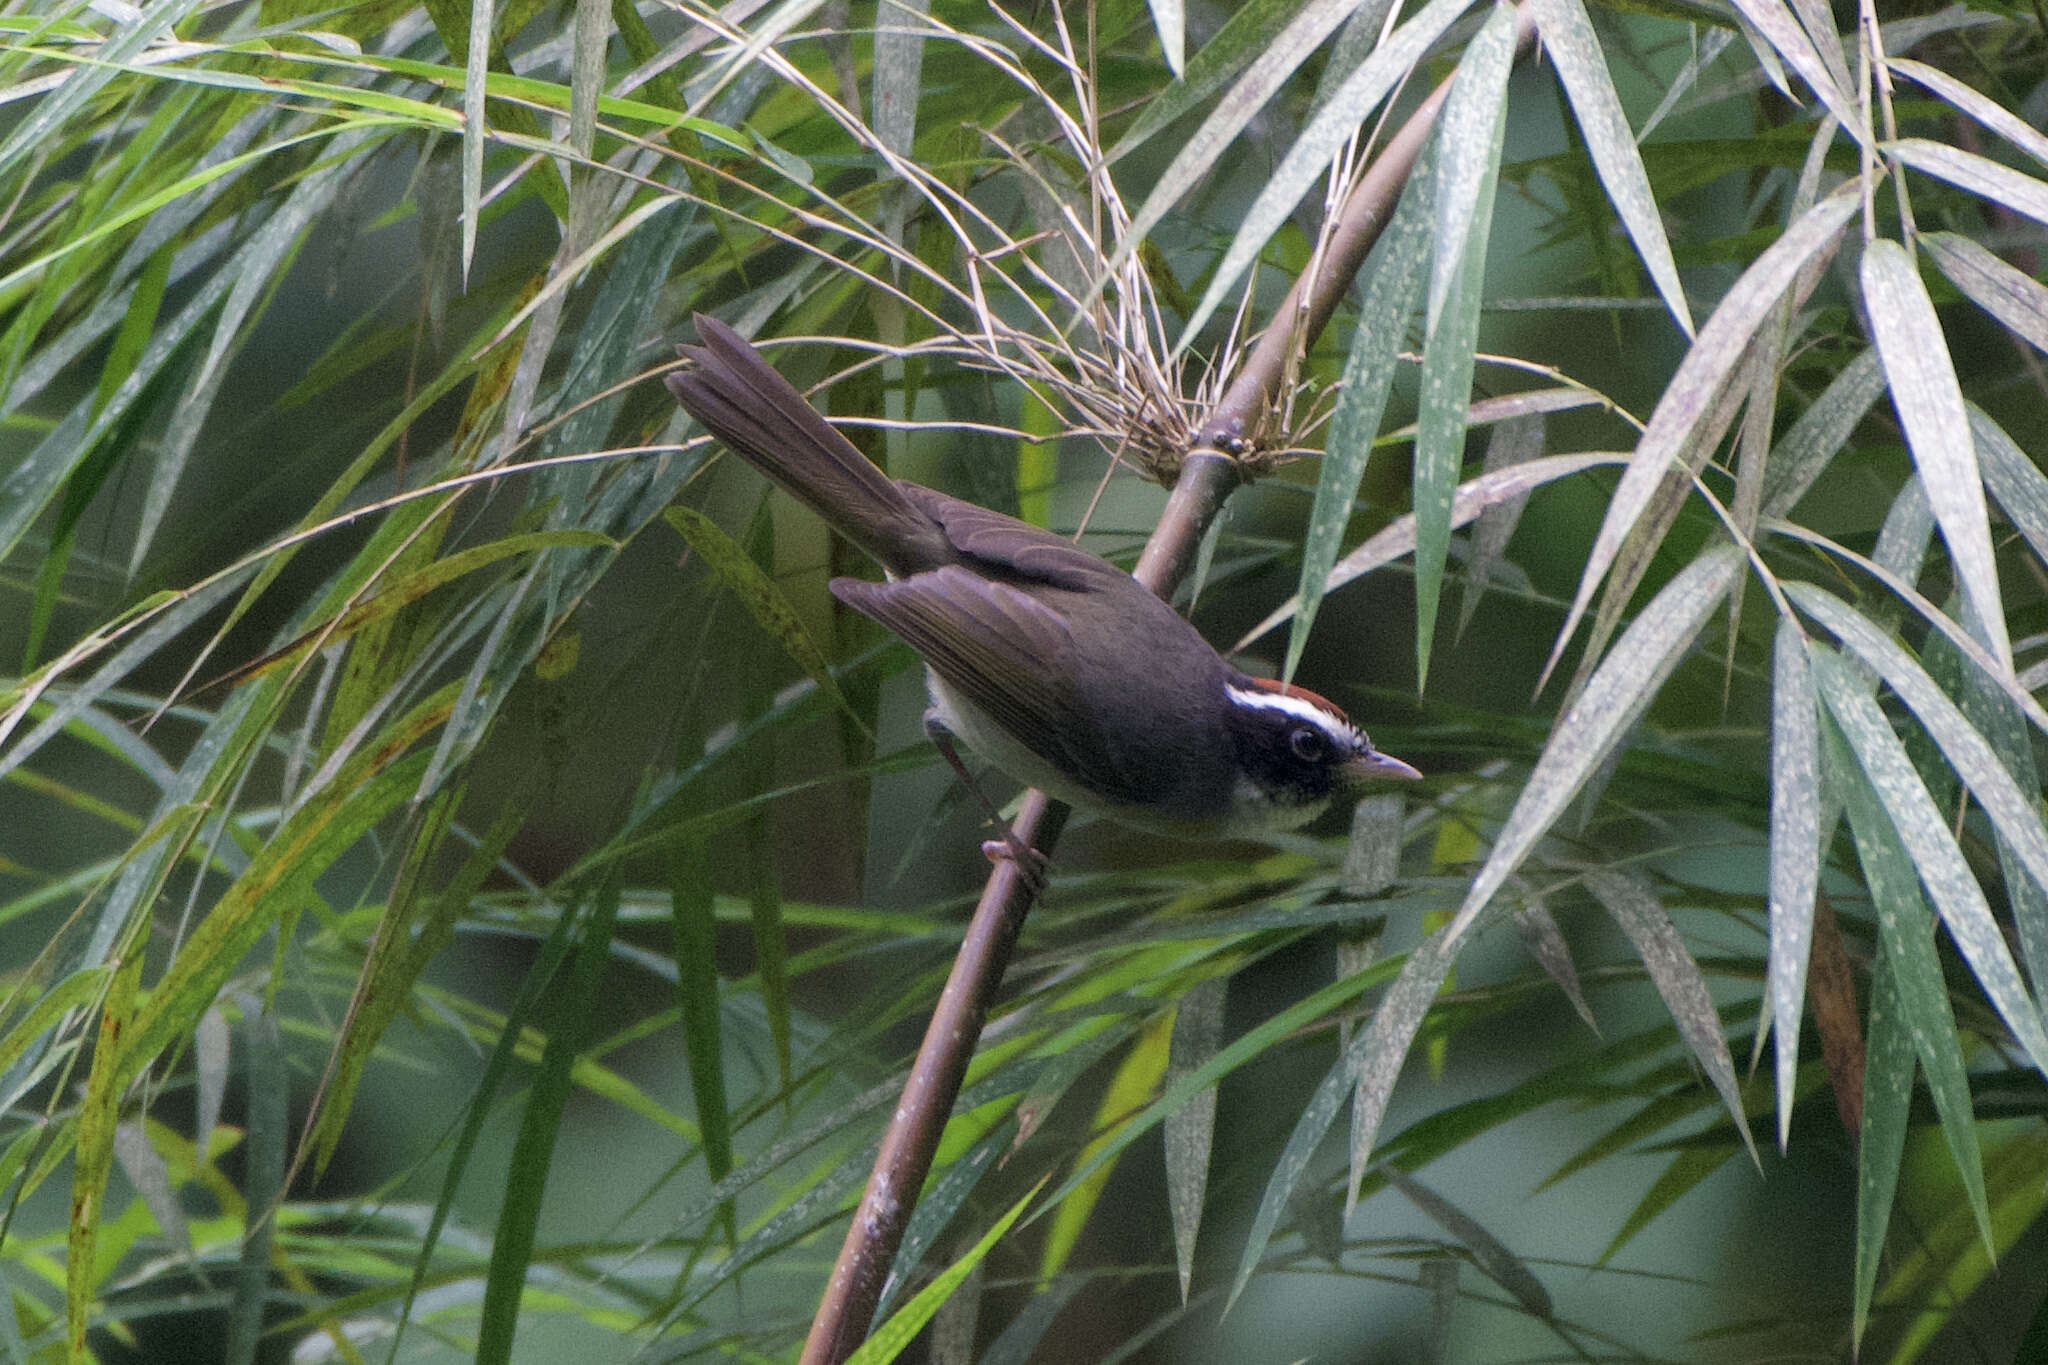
[831, 565, 1142, 805]
[895, 483, 1133, 593]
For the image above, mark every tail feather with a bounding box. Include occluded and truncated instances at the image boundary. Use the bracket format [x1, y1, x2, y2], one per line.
[667, 315, 949, 575]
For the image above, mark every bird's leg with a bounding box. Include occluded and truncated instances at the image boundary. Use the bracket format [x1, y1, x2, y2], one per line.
[923, 711, 1049, 891]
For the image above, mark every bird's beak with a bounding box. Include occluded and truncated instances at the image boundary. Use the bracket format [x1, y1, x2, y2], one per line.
[1341, 749, 1423, 784]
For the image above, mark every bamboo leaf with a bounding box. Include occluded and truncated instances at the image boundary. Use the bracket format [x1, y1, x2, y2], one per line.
[1287, 138, 1432, 681]
[67, 940, 143, 1360]
[1758, 346, 1885, 518]
[1414, 0, 1517, 689]
[1165, 977, 1227, 1301]
[1543, 185, 1856, 691]
[1456, 413, 1543, 641]
[1922, 232, 2048, 357]
[1041, 1010, 1173, 1279]
[1106, 0, 1312, 163]
[1158, 0, 1478, 342]
[1509, 886, 1595, 1029]
[850, 1180, 1045, 1365]
[665, 505, 865, 732]
[1766, 616, 1821, 1151]
[1583, 869, 1756, 1164]
[1596, 1144, 1735, 1265]
[1860, 237, 2009, 671]
[1531, 0, 1693, 335]
[1813, 645, 2048, 1084]
[1452, 545, 1741, 943]
[223, 1001, 285, 1365]
[1787, 584, 2048, 1039]
[1239, 453, 1628, 652]
[476, 873, 621, 1365]
[672, 834, 735, 1240]
[1889, 138, 2048, 226]
[1382, 1164, 1550, 1315]
[1852, 936, 1915, 1351]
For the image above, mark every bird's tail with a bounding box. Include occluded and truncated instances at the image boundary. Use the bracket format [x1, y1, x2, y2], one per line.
[666, 315, 949, 576]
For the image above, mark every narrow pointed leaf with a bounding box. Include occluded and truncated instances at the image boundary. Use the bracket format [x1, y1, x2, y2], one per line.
[1415, 2, 1517, 687]
[1172, 0, 1476, 345]
[1287, 142, 1433, 680]
[1766, 616, 1821, 1150]
[1923, 232, 2048, 357]
[224, 1002, 285, 1365]
[1852, 939, 1915, 1350]
[1787, 583, 2048, 1002]
[1583, 870, 1755, 1163]
[1531, 0, 1693, 335]
[1887, 60, 2048, 168]
[1825, 694, 1992, 1256]
[1889, 138, 2048, 226]
[1166, 978, 1227, 1301]
[1453, 545, 1741, 941]
[1545, 186, 1856, 689]
[1383, 1165, 1550, 1315]
[1227, 927, 1459, 1312]
[463, 0, 493, 283]
[476, 875, 621, 1365]
[1860, 238, 2009, 671]
[673, 837, 736, 1223]
[1106, 0, 1313, 163]
[1759, 347, 1885, 518]
[1811, 646, 2048, 1079]
[1238, 452, 1626, 652]
[1457, 413, 1543, 640]
[1510, 888, 1595, 1029]
[851, 1181, 1045, 1365]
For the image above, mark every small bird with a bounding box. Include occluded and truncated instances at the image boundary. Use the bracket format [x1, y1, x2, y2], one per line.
[665, 316, 1419, 850]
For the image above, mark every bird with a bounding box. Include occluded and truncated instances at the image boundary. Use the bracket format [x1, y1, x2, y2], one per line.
[664, 315, 1419, 855]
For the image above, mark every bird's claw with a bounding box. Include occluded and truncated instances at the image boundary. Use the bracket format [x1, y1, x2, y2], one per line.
[981, 833, 1049, 895]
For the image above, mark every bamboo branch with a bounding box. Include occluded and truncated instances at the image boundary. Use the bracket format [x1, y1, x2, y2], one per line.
[800, 12, 1535, 1354]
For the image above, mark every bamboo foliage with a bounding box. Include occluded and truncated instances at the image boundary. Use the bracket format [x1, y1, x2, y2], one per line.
[2, 0, 2046, 1359]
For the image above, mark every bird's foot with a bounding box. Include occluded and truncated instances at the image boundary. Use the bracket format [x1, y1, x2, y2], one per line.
[981, 830, 1050, 896]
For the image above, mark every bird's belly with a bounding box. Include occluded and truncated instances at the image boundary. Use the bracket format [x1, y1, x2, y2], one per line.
[922, 671, 1108, 816]
[922, 670, 1330, 839]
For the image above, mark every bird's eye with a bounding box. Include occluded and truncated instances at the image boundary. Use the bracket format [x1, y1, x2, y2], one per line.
[1289, 726, 1328, 762]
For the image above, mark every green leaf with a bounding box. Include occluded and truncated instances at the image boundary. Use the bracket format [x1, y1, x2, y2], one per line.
[1414, 2, 1516, 688]
[1889, 138, 2048, 227]
[1792, 588, 2048, 1077]
[1531, 0, 1693, 335]
[223, 1002, 285, 1365]
[1172, 0, 1476, 345]
[1595, 1143, 1736, 1265]
[1108, 0, 1330, 163]
[1766, 616, 1821, 1151]
[1165, 977, 1226, 1301]
[672, 834, 735, 1238]
[1582, 869, 1756, 1164]
[1860, 237, 2009, 671]
[1758, 346, 1885, 518]
[1383, 1164, 1550, 1315]
[476, 872, 621, 1365]
[1451, 544, 1741, 941]
[848, 1179, 1046, 1365]
[1543, 184, 1857, 691]
[1286, 137, 1432, 681]
[1820, 659, 1993, 1257]
[67, 943, 143, 1360]
[1851, 903, 1916, 1352]
[664, 504, 866, 734]
[1922, 232, 2048, 357]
